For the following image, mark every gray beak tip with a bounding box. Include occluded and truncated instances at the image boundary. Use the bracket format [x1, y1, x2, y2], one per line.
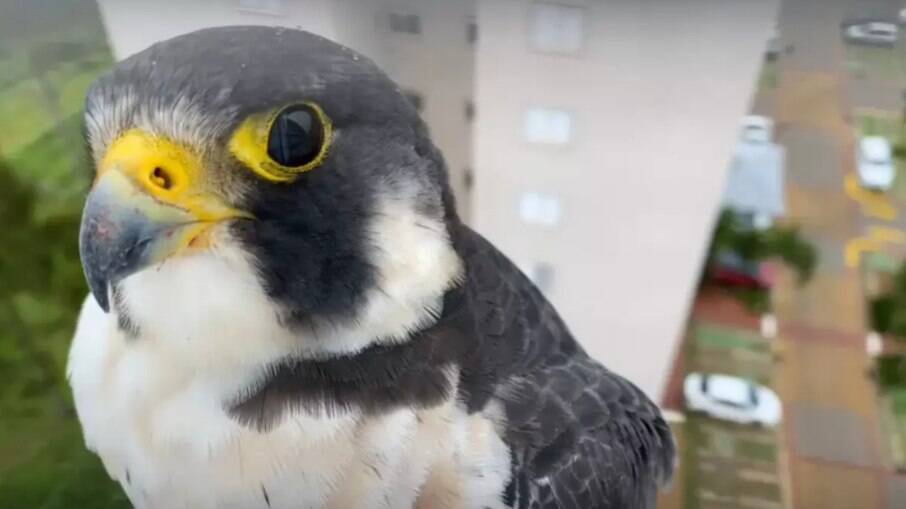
[78, 169, 210, 314]
[89, 279, 111, 313]
[78, 181, 151, 315]
[80, 223, 112, 313]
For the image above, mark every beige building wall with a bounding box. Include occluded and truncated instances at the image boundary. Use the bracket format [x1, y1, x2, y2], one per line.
[472, 0, 779, 399]
[96, 0, 341, 57]
[375, 0, 476, 220]
[95, 0, 474, 219]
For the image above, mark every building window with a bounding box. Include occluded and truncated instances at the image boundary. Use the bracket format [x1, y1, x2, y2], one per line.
[519, 192, 561, 227]
[237, 0, 284, 14]
[389, 13, 422, 34]
[531, 3, 585, 54]
[465, 100, 475, 122]
[404, 90, 424, 112]
[523, 107, 571, 145]
[467, 18, 478, 44]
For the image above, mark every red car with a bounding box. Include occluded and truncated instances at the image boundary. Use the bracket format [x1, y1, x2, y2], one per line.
[711, 250, 776, 290]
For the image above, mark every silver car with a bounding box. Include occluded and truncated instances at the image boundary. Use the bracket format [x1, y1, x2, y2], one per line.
[844, 22, 898, 47]
[858, 136, 896, 192]
[684, 372, 782, 427]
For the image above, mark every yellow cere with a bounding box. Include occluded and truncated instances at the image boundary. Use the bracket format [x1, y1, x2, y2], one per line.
[100, 129, 247, 223]
[228, 102, 333, 183]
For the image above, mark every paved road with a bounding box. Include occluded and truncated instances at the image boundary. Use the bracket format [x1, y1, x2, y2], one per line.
[660, 2, 906, 507]
[777, 0, 850, 72]
[771, 0, 906, 507]
[841, 0, 900, 21]
[842, 0, 906, 113]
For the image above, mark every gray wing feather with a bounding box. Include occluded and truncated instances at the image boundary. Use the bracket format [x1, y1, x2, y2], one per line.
[454, 226, 675, 509]
[500, 360, 674, 509]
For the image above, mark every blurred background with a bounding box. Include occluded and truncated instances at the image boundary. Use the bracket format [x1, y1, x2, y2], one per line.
[6, 0, 906, 507]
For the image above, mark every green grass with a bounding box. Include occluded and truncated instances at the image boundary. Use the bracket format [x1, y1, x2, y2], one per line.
[866, 252, 900, 274]
[874, 353, 906, 468]
[0, 1, 122, 506]
[0, 58, 109, 159]
[683, 418, 703, 509]
[695, 424, 777, 464]
[699, 425, 736, 459]
[8, 112, 91, 220]
[0, 415, 129, 509]
[757, 59, 778, 92]
[0, 78, 57, 156]
[737, 479, 782, 502]
[682, 416, 782, 506]
[845, 43, 906, 82]
[736, 438, 778, 463]
[859, 113, 904, 140]
[688, 321, 774, 385]
[881, 390, 906, 469]
[693, 323, 770, 353]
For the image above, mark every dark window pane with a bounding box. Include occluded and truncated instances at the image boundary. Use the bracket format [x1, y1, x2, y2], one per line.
[389, 12, 421, 34]
[467, 20, 478, 43]
[408, 14, 421, 34]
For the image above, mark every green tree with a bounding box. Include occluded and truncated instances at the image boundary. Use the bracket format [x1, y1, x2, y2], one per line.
[0, 157, 82, 411]
[705, 208, 818, 312]
[0, 158, 128, 508]
[870, 263, 906, 339]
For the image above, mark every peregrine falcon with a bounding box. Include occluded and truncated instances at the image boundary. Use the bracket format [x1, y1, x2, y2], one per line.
[68, 26, 675, 509]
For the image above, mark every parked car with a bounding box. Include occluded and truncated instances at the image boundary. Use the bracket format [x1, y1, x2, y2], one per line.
[684, 372, 782, 426]
[843, 21, 898, 47]
[711, 249, 773, 290]
[740, 115, 774, 144]
[857, 136, 896, 192]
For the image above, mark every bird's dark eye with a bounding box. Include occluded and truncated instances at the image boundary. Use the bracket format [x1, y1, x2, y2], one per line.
[267, 104, 326, 168]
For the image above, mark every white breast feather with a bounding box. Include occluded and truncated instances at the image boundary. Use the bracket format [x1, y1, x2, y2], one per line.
[66, 199, 509, 508]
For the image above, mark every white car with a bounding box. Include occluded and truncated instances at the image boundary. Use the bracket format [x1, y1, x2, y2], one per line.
[844, 22, 898, 46]
[684, 372, 782, 427]
[858, 136, 896, 191]
[740, 115, 774, 144]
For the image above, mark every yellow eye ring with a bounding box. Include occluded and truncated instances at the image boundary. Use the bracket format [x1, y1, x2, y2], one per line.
[229, 102, 333, 183]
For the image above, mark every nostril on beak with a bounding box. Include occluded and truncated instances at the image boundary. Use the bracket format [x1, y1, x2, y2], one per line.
[150, 167, 173, 190]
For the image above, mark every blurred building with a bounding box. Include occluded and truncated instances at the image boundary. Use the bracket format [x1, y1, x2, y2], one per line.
[94, 0, 778, 400]
[472, 0, 778, 400]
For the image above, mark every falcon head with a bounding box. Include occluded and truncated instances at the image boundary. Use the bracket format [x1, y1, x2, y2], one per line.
[79, 26, 462, 346]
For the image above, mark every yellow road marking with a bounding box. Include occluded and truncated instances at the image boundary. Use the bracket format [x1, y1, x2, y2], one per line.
[868, 225, 906, 244]
[845, 237, 884, 268]
[844, 225, 906, 268]
[843, 174, 897, 221]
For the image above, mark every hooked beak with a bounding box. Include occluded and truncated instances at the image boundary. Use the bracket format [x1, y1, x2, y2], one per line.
[80, 171, 205, 312]
[79, 130, 249, 312]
